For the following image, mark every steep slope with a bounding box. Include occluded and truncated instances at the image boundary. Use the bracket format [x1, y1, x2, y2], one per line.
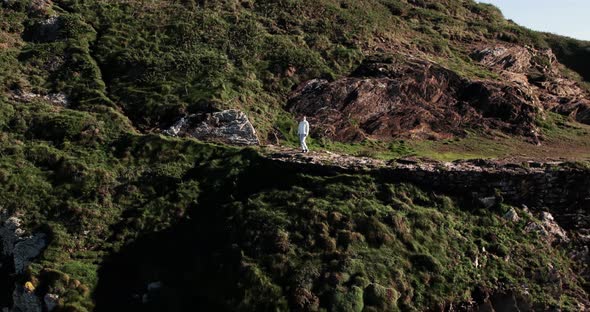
[1, 0, 590, 311]
[2, 0, 590, 141]
[1, 136, 589, 311]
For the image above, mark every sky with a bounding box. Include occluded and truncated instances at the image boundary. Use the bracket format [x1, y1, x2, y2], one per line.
[477, 0, 590, 41]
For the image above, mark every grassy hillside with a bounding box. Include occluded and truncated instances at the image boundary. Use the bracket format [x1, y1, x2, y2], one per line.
[1, 0, 590, 311]
[544, 34, 590, 85]
[2, 0, 589, 137]
[0, 101, 586, 310]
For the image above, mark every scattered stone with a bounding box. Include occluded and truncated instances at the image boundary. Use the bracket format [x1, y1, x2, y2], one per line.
[542, 211, 555, 222]
[503, 207, 520, 222]
[541, 212, 568, 243]
[163, 117, 187, 137]
[521, 204, 533, 218]
[525, 212, 569, 244]
[524, 222, 547, 236]
[43, 93, 69, 106]
[163, 110, 259, 145]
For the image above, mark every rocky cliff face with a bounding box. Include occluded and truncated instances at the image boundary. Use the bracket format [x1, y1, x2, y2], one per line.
[471, 45, 590, 125]
[288, 44, 590, 143]
[0, 213, 48, 312]
[162, 109, 259, 146]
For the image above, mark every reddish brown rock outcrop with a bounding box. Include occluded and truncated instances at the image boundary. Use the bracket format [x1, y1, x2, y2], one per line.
[288, 45, 590, 143]
[471, 45, 590, 124]
[288, 55, 541, 142]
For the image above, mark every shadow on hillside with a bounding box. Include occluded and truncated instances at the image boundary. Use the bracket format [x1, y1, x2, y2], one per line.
[93, 154, 301, 311]
[0, 255, 15, 309]
[93, 219, 242, 312]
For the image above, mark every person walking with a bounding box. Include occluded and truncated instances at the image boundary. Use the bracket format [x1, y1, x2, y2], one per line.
[297, 116, 310, 153]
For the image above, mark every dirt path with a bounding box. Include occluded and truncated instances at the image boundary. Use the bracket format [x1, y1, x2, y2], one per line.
[259, 145, 582, 174]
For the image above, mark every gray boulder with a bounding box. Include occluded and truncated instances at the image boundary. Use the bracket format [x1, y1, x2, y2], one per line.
[0, 217, 47, 273]
[14, 233, 47, 274]
[163, 109, 259, 145]
[0, 216, 48, 312]
[540, 212, 568, 243]
[478, 196, 497, 209]
[11, 91, 69, 107]
[10, 287, 42, 312]
[1, 217, 24, 256]
[503, 207, 520, 222]
[524, 212, 569, 244]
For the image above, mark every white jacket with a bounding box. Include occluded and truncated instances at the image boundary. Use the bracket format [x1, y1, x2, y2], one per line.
[298, 120, 309, 135]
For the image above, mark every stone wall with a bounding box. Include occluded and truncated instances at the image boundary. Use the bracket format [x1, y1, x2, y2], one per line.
[382, 160, 590, 231]
[264, 152, 590, 231]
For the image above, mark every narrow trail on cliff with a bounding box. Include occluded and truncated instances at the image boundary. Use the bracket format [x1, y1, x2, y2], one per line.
[258, 144, 579, 174]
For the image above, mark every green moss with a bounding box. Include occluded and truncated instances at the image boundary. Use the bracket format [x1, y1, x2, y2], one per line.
[60, 261, 98, 287]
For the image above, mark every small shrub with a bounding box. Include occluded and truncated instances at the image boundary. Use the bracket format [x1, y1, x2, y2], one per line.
[410, 253, 441, 273]
[489, 243, 509, 257]
[331, 286, 364, 312]
[364, 283, 400, 310]
[358, 216, 394, 247]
